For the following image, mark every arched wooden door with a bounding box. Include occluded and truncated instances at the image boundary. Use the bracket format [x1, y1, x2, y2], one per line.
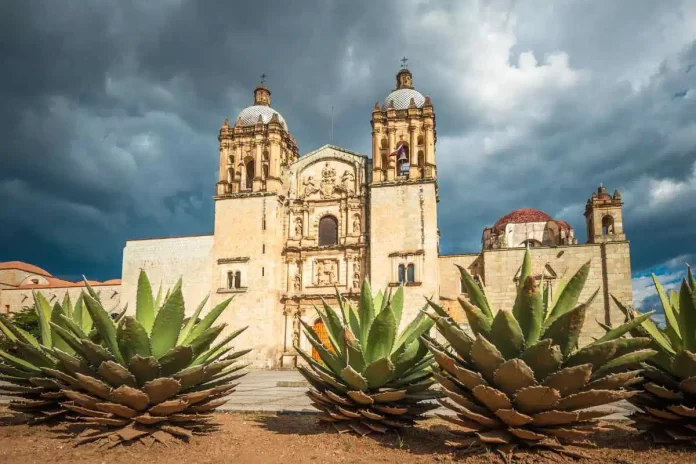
[312, 319, 332, 362]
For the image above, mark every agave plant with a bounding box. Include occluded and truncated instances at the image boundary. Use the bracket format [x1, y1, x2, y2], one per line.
[424, 250, 656, 457]
[0, 286, 124, 423]
[39, 271, 248, 445]
[295, 280, 441, 436]
[608, 265, 696, 443]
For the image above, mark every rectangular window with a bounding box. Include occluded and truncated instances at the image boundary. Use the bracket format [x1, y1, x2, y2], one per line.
[262, 267, 265, 277]
[262, 244, 265, 254]
[398, 264, 406, 284]
[262, 216, 266, 230]
[227, 271, 243, 289]
[4, 305, 9, 314]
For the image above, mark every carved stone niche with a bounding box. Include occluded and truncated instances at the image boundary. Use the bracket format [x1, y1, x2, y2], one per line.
[314, 258, 340, 287]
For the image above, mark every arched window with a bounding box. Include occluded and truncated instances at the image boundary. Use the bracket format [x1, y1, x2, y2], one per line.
[602, 215, 615, 235]
[227, 272, 234, 289]
[417, 135, 424, 146]
[406, 264, 415, 283]
[396, 143, 410, 177]
[245, 160, 255, 190]
[318, 215, 338, 246]
[235, 271, 242, 289]
[380, 138, 388, 149]
[398, 264, 406, 284]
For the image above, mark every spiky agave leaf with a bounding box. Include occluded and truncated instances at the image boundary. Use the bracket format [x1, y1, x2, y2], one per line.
[295, 280, 440, 436]
[52, 274, 250, 446]
[609, 268, 696, 444]
[0, 291, 107, 423]
[426, 249, 654, 457]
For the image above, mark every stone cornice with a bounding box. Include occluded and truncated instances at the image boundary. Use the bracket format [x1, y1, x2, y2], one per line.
[370, 178, 437, 189]
[281, 292, 360, 303]
[213, 191, 277, 200]
[217, 257, 250, 264]
[283, 243, 368, 255]
[388, 249, 424, 258]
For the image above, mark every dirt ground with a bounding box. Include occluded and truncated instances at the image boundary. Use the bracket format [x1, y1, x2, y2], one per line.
[0, 408, 695, 464]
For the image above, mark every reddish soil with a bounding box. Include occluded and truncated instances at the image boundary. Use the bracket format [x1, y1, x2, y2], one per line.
[0, 409, 694, 463]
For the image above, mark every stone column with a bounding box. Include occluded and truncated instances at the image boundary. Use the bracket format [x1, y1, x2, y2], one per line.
[408, 124, 419, 179]
[372, 130, 380, 171]
[387, 128, 396, 181]
[424, 123, 435, 178]
[254, 140, 263, 191]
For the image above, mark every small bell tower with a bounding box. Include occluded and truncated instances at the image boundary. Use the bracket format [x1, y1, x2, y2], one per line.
[216, 75, 299, 196]
[584, 185, 626, 243]
[371, 59, 436, 184]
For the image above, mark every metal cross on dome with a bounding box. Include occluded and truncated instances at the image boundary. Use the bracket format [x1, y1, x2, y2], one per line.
[260, 73, 267, 84]
[400, 56, 408, 68]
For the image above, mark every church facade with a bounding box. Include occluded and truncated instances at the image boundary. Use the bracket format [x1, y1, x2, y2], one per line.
[0, 66, 633, 369]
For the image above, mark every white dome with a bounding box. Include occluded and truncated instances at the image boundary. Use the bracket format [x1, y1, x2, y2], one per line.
[382, 88, 426, 110]
[235, 105, 288, 130]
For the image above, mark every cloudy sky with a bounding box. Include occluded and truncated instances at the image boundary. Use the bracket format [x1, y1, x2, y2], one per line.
[1, 0, 694, 311]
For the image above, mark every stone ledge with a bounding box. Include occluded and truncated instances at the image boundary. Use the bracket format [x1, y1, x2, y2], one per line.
[217, 287, 249, 294]
[218, 257, 250, 264]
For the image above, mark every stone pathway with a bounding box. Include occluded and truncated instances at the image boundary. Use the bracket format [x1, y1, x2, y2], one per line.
[0, 370, 639, 419]
[219, 370, 637, 419]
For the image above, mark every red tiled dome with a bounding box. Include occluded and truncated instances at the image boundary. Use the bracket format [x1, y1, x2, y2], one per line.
[494, 209, 554, 231]
[0, 261, 52, 277]
[556, 220, 573, 230]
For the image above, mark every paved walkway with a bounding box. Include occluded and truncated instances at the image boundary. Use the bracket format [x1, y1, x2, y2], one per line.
[1, 370, 638, 419]
[220, 371, 636, 419]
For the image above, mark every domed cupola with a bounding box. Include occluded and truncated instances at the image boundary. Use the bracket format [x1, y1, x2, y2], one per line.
[234, 84, 288, 130]
[482, 208, 578, 250]
[382, 68, 426, 110]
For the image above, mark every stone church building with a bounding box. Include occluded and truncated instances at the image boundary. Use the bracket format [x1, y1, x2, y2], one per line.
[0, 66, 633, 369]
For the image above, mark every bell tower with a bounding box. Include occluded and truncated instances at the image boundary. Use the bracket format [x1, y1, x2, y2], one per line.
[371, 60, 436, 184]
[368, 60, 440, 326]
[216, 78, 299, 196]
[584, 185, 626, 243]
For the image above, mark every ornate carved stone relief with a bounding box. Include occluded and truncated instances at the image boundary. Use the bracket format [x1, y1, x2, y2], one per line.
[314, 258, 339, 286]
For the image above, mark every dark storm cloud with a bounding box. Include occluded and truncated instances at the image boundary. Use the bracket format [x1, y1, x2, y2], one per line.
[0, 0, 694, 307]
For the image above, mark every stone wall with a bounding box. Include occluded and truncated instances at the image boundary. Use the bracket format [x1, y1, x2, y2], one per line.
[211, 194, 284, 369]
[437, 253, 480, 323]
[369, 180, 440, 328]
[437, 242, 632, 344]
[121, 234, 214, 317]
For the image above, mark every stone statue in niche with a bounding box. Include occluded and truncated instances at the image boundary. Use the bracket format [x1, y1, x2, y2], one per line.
[292, 311, 301, 348]
[294, 217, 303, 237]
[352, 261, 361, 289]
[352, 214, 361, 234]
[328, 261, 337, 285]
[293, 272, 301, 291]
[341, 170, 355, 194]
[302, 176, 319, 198]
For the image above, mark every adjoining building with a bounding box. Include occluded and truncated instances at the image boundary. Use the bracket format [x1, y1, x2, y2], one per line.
[0, 261, 121, 314]
[1, 65, 632, 369]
